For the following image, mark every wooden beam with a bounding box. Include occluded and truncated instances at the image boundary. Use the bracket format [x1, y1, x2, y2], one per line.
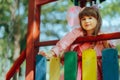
[36, 0, 57, 5]
[74, 32, 120, 43]
[6, 49, 26, 80]
[35, 40, 59, 47]
[26, 0, 40, 80]
[35, 32, 120, 47]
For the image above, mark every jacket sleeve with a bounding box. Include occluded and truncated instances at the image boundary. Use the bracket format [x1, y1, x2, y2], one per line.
[51, 28, 83, 56]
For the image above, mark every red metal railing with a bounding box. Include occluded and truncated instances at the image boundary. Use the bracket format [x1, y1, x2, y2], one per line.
[35, 32, 120, 47]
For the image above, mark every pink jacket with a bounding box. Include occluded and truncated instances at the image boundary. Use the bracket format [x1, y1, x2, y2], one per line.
[51, 27, 113, 56]
[51, 27, 114, 80]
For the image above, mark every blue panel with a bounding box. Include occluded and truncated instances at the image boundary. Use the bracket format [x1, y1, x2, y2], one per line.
[35, 55, 46, 80]
[102, 48, 119, 80]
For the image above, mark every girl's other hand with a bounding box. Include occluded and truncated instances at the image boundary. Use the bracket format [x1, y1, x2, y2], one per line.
[38, 50, 57, 59]
[38, 51, 51, 59]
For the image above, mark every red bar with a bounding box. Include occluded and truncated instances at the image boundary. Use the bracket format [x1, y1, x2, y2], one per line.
[36, 0, 57, 5]
[35, 32, 120, 47]
[26, 0, 40, 80]
[6, 49, 26, 80]
[75, 32, 120, 43]
[35, 40, 59, 47]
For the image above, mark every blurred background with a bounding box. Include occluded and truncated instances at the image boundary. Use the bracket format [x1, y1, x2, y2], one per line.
[0, 0, 120, 80]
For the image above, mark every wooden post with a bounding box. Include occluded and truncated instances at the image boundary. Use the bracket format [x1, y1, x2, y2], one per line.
[26, 0, 40, 79]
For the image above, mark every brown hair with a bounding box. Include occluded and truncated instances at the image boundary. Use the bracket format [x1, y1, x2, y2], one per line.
[79, 7, 102, 36]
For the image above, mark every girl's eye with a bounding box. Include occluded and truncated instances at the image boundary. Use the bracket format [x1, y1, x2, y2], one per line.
[89, 17, 92, 19]
[81, 18, 86, 20]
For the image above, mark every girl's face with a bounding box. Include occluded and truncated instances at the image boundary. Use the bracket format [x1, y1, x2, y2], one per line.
[80, 16, 97, 35]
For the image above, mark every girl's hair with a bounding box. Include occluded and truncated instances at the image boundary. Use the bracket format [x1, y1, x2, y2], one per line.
[79, 7, 102, 36]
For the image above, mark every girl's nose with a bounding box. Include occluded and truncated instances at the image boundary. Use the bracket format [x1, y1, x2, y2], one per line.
[85, 18, 90, 22]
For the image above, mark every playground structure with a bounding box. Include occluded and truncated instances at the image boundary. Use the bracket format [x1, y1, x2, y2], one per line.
[6, 0, 120, 80]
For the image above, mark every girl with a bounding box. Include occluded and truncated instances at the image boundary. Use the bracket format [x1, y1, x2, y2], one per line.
[39, 7, 113, 80]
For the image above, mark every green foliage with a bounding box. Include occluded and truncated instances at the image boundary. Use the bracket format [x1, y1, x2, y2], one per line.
[41, 0, 73, 41]
[0, 0, 27, 79]
[116, 44, 120, 54]
[100, 0, 120, 18]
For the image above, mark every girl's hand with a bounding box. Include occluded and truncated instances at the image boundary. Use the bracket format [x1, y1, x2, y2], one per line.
[98, 32, 110, 48]
[38, 51, 51, 59]
[102, 40, 110, 48]
[38, 50, 57, 58]
[50, 50, 57, 57]
[38, 51, 46, 56]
